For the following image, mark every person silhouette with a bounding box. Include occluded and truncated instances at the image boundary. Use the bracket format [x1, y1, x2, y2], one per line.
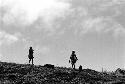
[28, 47, 34, 65]
[69, 51, 78, 69]
[79, 65, 82, 72]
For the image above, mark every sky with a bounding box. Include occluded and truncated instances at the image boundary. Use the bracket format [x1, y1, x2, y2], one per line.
[0, 0, 125, 71]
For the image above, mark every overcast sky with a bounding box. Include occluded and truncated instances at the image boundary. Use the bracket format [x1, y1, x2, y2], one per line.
[0, 0, 125, 71]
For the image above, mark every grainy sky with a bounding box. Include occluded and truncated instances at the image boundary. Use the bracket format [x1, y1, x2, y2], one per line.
[0, 0, 125, 71]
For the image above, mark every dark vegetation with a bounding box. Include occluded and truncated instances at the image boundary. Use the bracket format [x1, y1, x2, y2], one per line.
[0, 62, 125, 84]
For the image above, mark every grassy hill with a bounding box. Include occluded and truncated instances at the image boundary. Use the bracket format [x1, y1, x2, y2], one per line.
[0, 62, 125, 84]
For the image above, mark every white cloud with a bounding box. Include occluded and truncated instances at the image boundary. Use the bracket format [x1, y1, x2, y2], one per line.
[0, 31, 18, 46]
[82, 17, 105, 33]
[1, 0, 125, 37]
[80, 17, 125, 37]
[113, 24, 125, 37]
[1, 0, 71, 26]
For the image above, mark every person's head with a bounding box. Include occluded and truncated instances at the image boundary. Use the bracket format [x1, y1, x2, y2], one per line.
[72, 51, 75, 54]
[30, 47, 32, 49]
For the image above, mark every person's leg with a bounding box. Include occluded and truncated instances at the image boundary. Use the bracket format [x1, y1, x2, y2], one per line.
[32, 58, 33, 65]
[71, 61, 73, 68]
[29, 59, 31, 63]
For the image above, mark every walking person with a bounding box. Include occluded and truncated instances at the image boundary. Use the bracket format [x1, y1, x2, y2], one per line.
[28, 47, 34, 65]
[69, 51, 78, 69]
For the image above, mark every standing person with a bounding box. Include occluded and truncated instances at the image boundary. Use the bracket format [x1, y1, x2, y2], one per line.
[79, 65, 82, 72]
[69, 51, 78, 69]
[28, 47, 34, 65]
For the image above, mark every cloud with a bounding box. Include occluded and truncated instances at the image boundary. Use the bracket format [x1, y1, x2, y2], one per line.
[0, 30, 18, 46]
[81, 17, 105, 33]
[1, 0, 125, 38]
[79, 17, 125, 37]
[113, 24, 125, 37]
[1, 0, 71, 26]
[67, 0, 125, 37]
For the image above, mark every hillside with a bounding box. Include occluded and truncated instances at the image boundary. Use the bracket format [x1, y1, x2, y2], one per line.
[0, 62, 125, 84]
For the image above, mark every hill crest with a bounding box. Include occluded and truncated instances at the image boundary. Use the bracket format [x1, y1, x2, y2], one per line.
[0, 62, 125, 84]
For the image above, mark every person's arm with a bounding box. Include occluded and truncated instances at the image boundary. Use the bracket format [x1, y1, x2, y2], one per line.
[75, 54, 78, 60]
[32, 49, 34, 53]
[70, 54, 72, 59]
